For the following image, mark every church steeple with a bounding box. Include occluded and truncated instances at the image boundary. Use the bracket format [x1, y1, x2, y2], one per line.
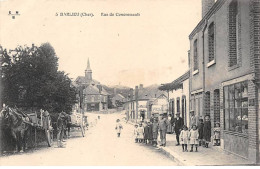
[85, 58, 92, 80]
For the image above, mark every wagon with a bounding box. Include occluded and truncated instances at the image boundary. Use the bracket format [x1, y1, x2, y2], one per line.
[69, 112, 86, 137]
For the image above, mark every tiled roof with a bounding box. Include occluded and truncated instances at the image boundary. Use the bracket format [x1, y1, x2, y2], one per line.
[75, 76, 100, 85]
[159, 70, 190, 91]
[113, 93, 125, 100]
[101, 88, 109, 96]
[83, 85, 100, 95]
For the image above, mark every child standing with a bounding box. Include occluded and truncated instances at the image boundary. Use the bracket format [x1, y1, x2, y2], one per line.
[137, 123, 144, 143]
[134, 124, 139, 143]
[148, 121, 153, 144]
[115, 119, 123, 137]
[152, 118, 159, 146]
[143, 121, 149, 144]
[198, 118, 204, 146]
[203, 115, 211, 148]
[213, 122, 220, 146]
[189, 125, 199, 152]
[180, 125, 189, 152]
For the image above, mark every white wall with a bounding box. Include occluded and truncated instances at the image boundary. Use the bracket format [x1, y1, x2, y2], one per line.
[169, 79, 190, 127]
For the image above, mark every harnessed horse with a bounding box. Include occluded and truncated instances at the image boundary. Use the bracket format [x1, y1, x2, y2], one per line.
[1, 106, 31, 153]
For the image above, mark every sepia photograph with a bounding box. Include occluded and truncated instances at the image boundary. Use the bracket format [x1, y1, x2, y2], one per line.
[0, 0, 259, 166]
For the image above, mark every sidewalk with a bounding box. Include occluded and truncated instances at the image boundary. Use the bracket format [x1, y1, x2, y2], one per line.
[127, 120, 254, 166]
[159, 133, 254, 166]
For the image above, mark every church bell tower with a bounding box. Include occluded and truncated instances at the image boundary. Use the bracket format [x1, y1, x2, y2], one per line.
[85, 58, 92, 80]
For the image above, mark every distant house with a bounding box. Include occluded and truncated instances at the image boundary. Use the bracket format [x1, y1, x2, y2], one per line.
[74, 58, 109, 112]
[150, 94, 168, 116]
[125, 84, 167, 122]
[111, 93, 126, 107]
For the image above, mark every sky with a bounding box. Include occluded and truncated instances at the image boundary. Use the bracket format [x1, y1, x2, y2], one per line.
[0, 0, 201, 88]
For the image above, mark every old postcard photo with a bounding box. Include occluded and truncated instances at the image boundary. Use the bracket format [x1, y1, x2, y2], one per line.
[0, 0, 260, 166]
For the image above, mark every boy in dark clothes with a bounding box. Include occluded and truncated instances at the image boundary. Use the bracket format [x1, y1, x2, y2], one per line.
[147, 121, 153, 144]
[203, 115, 211, 148]
[144, 121, 149, 144]
[198, 118, 204, 146]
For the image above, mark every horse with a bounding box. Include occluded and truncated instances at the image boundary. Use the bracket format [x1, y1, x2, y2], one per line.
[1, 106, 31, 153]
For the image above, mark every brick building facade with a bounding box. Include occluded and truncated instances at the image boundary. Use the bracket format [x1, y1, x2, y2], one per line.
[189, 0, 260, 163]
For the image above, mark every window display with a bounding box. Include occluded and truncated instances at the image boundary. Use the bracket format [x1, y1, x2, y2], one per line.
[223, 81, 248, 134]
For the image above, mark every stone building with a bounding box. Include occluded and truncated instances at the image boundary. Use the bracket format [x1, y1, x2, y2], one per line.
[75, 58, 109, 112]
[188, 0, 260, 163]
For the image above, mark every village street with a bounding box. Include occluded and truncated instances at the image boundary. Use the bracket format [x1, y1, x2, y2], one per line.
[0, 112, 178, 166]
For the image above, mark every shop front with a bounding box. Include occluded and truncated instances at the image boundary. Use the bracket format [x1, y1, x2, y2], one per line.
[220, 74, 258, 161]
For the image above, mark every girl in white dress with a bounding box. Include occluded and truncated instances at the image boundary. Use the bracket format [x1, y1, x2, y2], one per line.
[133, 124, 139, 142]
[137, 123, 144, 143]
[189, 125, 199, 152]
[180, 125, 189, 152]
[115, 119, 123, 137]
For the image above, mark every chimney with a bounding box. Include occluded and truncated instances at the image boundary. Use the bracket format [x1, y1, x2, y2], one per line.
[135, 86, 139, 101]
[202, 0, 215, 18]
[97, 85, 102, 93]
[139, 84, 144, 90]
[114, 88, 117, 95]
[188, 50, 191, 67]
[130, 88, 134, 100]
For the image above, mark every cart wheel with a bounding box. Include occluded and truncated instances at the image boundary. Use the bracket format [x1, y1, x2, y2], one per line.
[81, 125, 85, 137]
[45, 129, 53, 147]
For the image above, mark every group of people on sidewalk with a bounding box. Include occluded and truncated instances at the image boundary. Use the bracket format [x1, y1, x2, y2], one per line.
[133, 114, 170, 147]
[132, 111, 221, 152]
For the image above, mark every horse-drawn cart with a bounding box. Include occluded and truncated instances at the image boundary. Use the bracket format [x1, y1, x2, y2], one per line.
[69, 112, 86, 137]
[0, 106, 54, 153]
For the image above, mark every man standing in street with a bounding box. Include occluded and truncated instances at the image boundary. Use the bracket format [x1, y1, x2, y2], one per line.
[57, 112, 66, 148]
[189, 110, 197, 130]
[173, 112, 184, 146]
[150, 114, 154, 123]
[159, 114, 168, 147]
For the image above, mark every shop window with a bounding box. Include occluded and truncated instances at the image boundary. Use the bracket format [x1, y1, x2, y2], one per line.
[224, 81, 248, 134]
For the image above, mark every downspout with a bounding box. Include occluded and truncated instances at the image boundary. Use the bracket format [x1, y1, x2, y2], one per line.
[202, 20, 208, 118]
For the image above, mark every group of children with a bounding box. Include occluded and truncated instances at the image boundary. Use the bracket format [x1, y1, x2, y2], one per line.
[133, 119, 159, 147]
[116, 114, 221, 153]
[179, 115, 221, 152]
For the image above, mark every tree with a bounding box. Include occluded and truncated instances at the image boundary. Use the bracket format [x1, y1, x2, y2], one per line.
[0, 43, 77, 115]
